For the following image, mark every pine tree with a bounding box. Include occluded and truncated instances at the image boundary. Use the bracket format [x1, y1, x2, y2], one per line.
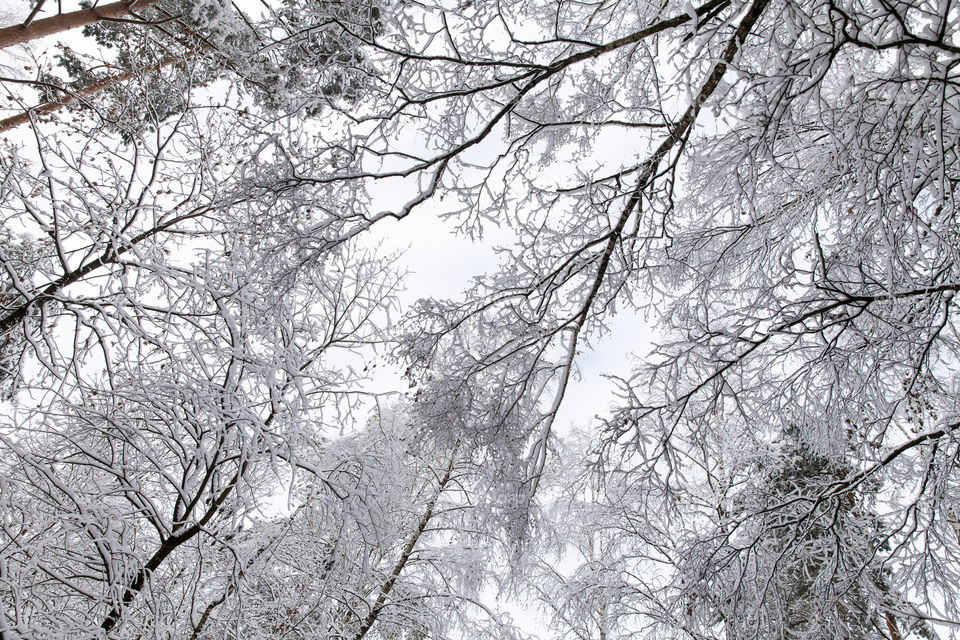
[2, 0, 385, 136]
[717, 428, 931, 640]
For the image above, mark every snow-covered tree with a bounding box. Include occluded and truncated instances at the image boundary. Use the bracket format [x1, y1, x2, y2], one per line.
[283, 0, 959, 634]
[1, 0, 958, 637]
[0, 0, 384, 135]
[185, 403, 522, 640]
[0, 103, 402, 637]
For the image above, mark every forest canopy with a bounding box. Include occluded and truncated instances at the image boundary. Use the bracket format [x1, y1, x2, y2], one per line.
[0, 0, 958, 638]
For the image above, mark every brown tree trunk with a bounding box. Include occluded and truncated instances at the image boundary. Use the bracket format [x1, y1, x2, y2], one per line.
[0, 0, 160, 50]
[0, 54, 179, 133]
[885, 611, 902, 640]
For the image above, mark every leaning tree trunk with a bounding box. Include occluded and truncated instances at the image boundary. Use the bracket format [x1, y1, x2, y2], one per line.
[0, 54, 181, 132]
[0, 0, 160, 50]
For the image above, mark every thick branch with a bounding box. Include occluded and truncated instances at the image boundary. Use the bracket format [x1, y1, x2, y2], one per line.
[0, 0, 160, 50]
[349, 453, 457, 640]
[0, 55, 180, 133]
[0, 203, 213, 338]
[100, 464, 245, 633]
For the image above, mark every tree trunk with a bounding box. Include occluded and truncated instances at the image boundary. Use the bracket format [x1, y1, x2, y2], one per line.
[0, 0, 160, 50]
[100, 465, 245, 634]
[0, 54, 179, 133]
[349, 452, 458, 640]
[885, 611, 902, 640]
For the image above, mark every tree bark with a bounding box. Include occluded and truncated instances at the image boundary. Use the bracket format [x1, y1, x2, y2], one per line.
[0, 0, 160, 50]
[349, 452, 458, 640]
[0, 54, 179, 133]
[100, 465, 245, 634]
[885, 611, 902, 640]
